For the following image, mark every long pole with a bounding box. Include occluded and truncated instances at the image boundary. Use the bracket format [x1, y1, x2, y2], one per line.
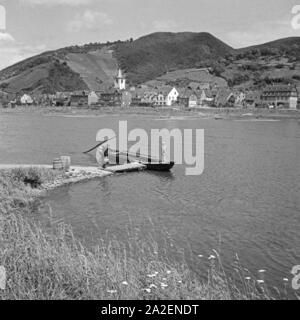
[83, 136, 116, 154]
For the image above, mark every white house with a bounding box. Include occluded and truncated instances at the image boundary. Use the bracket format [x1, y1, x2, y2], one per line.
[88, 91, 99, 106]
[234, 91, 246, 106]
[166, 87, 179, 106]
[199, 90, 207, 106]
[20, 94, 33, 105]
[157, 92, 167, 106]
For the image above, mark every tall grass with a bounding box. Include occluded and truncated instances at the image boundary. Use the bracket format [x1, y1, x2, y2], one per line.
[0, 168, 282, 300]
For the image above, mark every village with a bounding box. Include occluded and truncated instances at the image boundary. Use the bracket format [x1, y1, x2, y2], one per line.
[0, 68, 299, 111]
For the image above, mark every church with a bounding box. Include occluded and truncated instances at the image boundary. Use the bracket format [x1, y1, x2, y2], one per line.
[114, 68, 126, 91]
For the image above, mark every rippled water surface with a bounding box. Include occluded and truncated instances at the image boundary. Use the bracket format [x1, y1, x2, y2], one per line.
[0, 113, 299, 289]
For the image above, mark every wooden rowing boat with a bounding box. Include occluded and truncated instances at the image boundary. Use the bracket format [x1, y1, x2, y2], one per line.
[84, 139, 174, 172]
[108, 149, 175, 172]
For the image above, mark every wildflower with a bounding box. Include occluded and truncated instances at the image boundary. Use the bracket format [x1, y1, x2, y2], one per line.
[107, 289, 117, 294]
[0, 266, 6, 290]
[178, 280, 182, 284]
[166, 270, 171, 274]
[161, 283, 168, 288]
[149, 284, 157, 289]
[258, 269, 266, 273]
[147, 273, 157, 278]
[283, 278, 289, 282]
[122, 281, 128, 285]
[257, 280, 264, 284]
[143, 288, 151, 293]
[208, 255, 216, 260]
[245, 277, 251, 280]
[162, 278, 167, 281]
[198, 255, 203, 258]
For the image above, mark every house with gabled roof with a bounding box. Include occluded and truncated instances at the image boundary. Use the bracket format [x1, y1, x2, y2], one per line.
[100, 88, 121, 106]
[245, 91, 261, 109]
[121, 90, 132, 108]
[156, 92, 167, 106]
[70, 91, 88, 107]
[177, 88, 199, 108]
[197, 89, 215, 106]
[20, 94, 33, 105]
[233, 90, 246, 107]
[261, 85, 298, 109]
[214, 89, 235, 108]
[88, 91, 100, 106]
[166, 87, 179, 106]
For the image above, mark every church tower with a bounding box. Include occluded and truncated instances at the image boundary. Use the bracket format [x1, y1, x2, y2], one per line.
[114, 68, 126, 90]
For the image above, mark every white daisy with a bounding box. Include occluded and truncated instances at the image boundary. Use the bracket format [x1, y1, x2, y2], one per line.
[107, 289, 117, 294]
[258, 269, 266, 273]
[257, 280, 264, 284]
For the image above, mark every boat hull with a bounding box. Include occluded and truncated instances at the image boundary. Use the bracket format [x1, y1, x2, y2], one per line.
[108, 149, 175, 171]
[144, 162, 175, 171]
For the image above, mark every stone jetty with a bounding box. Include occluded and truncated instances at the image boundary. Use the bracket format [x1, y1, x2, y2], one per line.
[0, 164, 112, 193]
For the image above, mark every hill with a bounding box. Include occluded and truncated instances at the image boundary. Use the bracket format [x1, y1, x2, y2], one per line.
[0, 32, 300, 94]
[239, 37, 300, 56]
[64, 47, 119, 91]
[0, 52, 88, 94]
[221, 37, 300, 89]
[144, 68, 228, 90]
[115, 32, 234, 84]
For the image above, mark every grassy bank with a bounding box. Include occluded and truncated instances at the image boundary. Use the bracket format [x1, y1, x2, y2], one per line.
[0, 168, 284, 300]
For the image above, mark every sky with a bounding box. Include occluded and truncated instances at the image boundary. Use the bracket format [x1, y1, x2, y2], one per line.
[0, 0, 299, 70]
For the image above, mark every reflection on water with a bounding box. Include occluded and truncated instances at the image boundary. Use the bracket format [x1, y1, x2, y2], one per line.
[0, 113, 299, 294]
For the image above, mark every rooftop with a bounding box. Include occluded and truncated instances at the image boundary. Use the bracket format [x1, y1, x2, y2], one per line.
[263, 85, 297, 92]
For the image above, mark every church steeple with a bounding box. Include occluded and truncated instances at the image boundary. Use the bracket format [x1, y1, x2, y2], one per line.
[114, 68, 126, 90]
[117, 69, 123, 79]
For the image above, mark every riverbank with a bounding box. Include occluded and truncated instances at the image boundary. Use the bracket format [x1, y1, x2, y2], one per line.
[0, 167, 283, 300]
[0, 165, 111, 196]
[1, 105, 300, 120]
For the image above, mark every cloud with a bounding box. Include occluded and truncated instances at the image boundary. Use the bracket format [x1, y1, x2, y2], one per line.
[152, 20, 177, 31]
[0, 42, 47, 71]
[67, 10, 113, 32]
[20, 0, 94, 6]
[225, 18, 299, 48]
[0, 32, 15, 43]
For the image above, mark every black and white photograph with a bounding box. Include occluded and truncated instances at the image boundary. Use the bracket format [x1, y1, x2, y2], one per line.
[0, 0, 299, 308]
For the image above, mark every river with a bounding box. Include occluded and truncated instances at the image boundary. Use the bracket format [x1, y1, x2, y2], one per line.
[0, 112, 299, 293]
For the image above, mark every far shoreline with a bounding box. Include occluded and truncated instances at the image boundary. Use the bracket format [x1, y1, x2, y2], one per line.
[1, 105, 300, 120]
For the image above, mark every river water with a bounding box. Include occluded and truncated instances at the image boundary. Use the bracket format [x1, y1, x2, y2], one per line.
[0, 113, 299, 292]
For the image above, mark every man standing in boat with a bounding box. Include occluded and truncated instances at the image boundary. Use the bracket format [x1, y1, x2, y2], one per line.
[96, 143, 109, 168]
[161, 141, 168, 163]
